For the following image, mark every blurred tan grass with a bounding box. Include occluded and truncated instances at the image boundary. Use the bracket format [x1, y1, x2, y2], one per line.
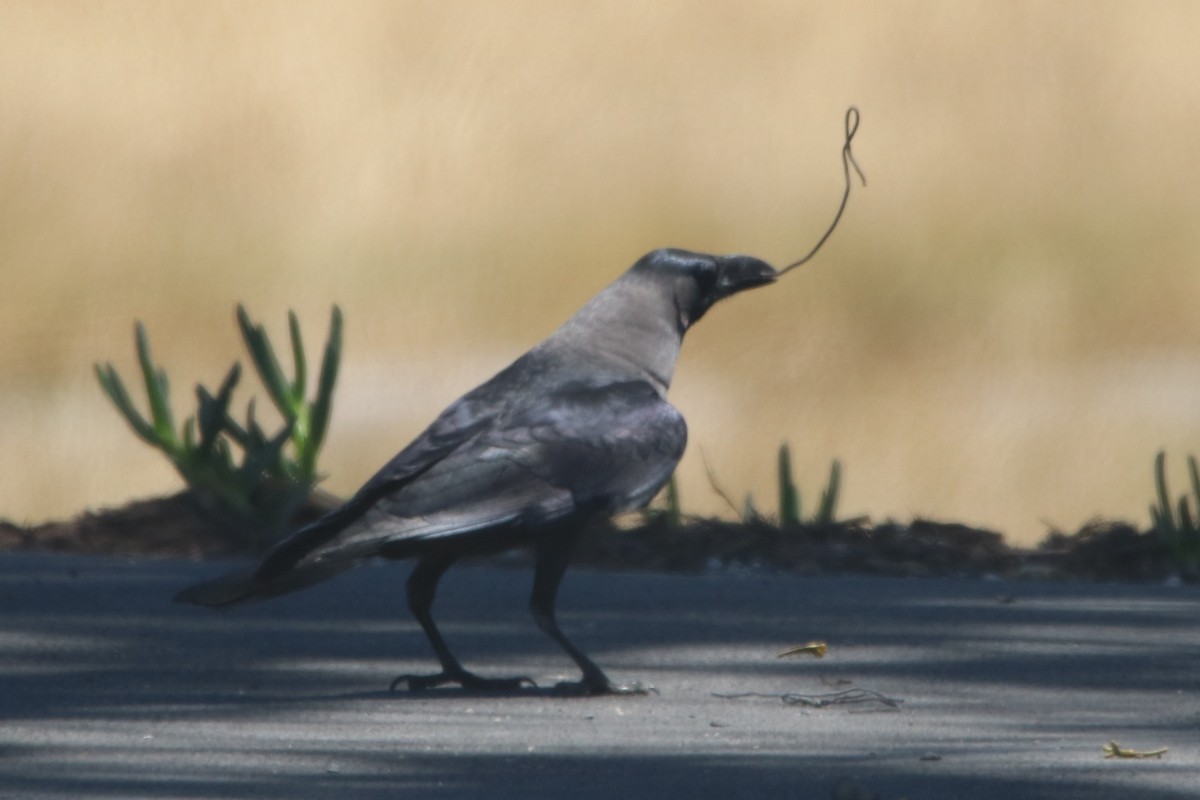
[2, 1, 1199, 544]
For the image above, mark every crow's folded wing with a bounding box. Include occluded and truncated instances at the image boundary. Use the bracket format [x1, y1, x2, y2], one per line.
[254, 391, 497, 579]
[257, 379, 685, 578]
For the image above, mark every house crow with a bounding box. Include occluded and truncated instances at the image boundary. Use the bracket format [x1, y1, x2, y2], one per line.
[175, 248, 777, 695]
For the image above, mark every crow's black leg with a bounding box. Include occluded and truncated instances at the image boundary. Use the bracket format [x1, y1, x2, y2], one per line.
[391, 551, 534, 692]
[530, 533, 652, 696]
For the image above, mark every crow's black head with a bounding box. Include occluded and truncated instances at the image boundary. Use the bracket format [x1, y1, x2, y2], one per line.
[631, 248, 777, 330]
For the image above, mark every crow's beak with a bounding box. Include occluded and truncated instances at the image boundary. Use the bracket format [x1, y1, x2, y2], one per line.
[716, 255, 778, 297]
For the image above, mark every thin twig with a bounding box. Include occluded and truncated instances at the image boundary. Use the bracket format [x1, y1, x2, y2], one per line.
[700, 447, 742, 518]
[782, 688, 900, 710]
[777, 106, 867, 276]
[713, 687, 901, 711]
[777, 641, 828, 658]
[1103, 741, 1168, 759]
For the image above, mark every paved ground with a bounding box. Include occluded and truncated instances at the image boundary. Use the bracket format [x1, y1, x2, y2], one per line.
[1, 551, 1197, 799]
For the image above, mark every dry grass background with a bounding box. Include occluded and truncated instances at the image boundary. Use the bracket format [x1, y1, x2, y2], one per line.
[2, 1, 1199, 545]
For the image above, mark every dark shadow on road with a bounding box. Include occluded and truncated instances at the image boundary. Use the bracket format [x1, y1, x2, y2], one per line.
[2, 747, 1197, 800]
[2, 552, 1197, 800]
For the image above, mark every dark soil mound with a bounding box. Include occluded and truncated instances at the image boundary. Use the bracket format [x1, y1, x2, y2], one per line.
[1, 492, 1189, 583]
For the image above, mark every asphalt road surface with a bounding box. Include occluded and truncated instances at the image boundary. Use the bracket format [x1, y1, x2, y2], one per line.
[2, 551, 1197, 799]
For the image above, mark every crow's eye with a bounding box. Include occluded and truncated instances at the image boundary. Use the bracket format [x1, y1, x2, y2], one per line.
[691, 259, 718, 296]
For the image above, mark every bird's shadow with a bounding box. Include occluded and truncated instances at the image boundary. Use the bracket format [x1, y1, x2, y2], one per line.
[257, 676, 659, 704]
[295, 684, 623, 702]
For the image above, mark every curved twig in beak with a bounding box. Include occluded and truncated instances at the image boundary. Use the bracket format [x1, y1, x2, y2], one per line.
[777, 107, 867, 277]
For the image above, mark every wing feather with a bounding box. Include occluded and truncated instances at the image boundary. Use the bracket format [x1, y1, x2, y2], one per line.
[258, 378, 685, 578]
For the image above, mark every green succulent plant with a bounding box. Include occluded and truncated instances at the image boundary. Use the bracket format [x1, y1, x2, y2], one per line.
[1150, 450, 1200, 571]
[775, 443, 841, 527]
[641, 474, 683, 527]
[95, 305, 342, 548]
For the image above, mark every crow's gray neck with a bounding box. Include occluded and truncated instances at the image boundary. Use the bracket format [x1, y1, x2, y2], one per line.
[544, 275, 683, 397]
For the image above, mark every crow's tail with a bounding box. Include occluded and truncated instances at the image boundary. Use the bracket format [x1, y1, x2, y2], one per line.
[172, 558, 360, 607]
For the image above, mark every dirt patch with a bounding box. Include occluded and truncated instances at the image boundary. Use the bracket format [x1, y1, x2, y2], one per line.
[1, 491, 1188, 583]
[0, 492, 329, 561]
[574, 516, 1184, 582]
